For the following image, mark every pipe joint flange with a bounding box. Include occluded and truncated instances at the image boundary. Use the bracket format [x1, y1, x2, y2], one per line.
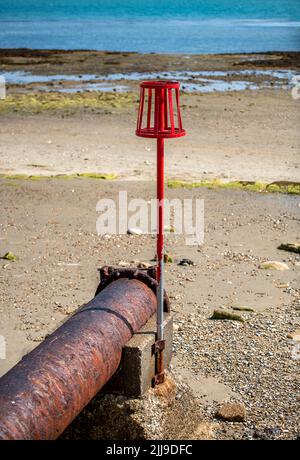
[96, 265, 170, 312]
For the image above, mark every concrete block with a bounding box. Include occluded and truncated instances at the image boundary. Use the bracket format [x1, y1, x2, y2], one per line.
[103, 313, 173, 397]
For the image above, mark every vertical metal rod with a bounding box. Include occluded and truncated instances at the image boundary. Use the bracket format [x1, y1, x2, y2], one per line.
[157, 86, 165, 349]
[164, 88, 168, 130]
[175, 88, 183, 130]
[147, 88, 152, 129]
[168, 88, 174, 134]
[138, 87, 145, 132]
[157, 136, 164, 342]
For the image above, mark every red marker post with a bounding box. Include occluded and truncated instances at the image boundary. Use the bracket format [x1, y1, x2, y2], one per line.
[136, 80, 186, 384]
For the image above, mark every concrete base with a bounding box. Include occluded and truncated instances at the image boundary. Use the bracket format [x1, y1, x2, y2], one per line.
[103, 313, 173, 397]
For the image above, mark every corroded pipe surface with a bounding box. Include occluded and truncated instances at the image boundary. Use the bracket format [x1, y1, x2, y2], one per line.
[0, 278, 157, 440]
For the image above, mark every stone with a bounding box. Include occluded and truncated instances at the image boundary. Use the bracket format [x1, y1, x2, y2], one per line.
[127, 227, 143, 235]
[260, 261, 289, 271]
[178, 258, 195, 266]
[210, 310, 244, 322]
[232, 306, 255, 312]
[215, 402, 246, 422]
[194, 422, 215, 440]
[278, 243, 300, 254]
[287, 329, 300, 342]
[2, 251, 17, 261]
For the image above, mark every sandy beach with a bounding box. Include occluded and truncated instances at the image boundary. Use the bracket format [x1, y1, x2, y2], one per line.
[0, 50, 299, 439]
[1, 51, 299, 183]
[0, 90, 299, 183]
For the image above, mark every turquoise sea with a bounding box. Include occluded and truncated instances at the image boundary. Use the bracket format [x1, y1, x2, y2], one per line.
[0, 0, 299, 53]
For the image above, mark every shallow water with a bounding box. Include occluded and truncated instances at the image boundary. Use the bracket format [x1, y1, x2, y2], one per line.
[2, 69, 296, 94]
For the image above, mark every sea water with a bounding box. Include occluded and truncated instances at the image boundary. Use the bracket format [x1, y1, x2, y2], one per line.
[0, 0, 299, 53]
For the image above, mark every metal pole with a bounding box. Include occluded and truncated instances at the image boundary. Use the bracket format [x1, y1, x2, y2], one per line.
[157, 137, 164, 342]
[135, 80, 186, 384]
[154, 86, 165, 383]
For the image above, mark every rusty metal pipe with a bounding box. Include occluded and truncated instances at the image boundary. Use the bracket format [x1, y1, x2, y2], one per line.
[0, 278, 157, 440]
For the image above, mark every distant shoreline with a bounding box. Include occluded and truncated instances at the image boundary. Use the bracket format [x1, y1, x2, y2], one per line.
[1, 48, 300, 58]
[1, 49, 299, 97]
[1, 49, 299, 75]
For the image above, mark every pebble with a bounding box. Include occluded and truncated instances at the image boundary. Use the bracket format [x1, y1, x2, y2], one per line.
[2, 251, 17, 261]
[178, 258, 195, 266]
[259, 261, 289, 271]
[127, 228, 143, 235]
[278, 242, 300, 254]
[215, 403, 246, 422]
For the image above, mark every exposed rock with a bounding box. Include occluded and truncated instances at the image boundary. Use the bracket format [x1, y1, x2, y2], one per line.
[278, 242, 300, 254]
[216, 402, 246, 422]
[260, 261, 289, 271]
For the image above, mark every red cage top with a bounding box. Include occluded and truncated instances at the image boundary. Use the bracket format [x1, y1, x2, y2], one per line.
[136, 80, 186, 139]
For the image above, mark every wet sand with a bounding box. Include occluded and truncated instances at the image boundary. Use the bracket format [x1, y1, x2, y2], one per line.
[1, 51, 299, 183]
[0, 89, 299, 183]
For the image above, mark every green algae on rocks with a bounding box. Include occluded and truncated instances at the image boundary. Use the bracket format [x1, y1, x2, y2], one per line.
[2, 251, 17, 261]
[232, 306, 255, 312]
[0, 92, 138, 114]
[210, 309, 244, 322]
[0, 172, 117, 181]
[278, 243, 300, 254]
[167, 179, 300, 195]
